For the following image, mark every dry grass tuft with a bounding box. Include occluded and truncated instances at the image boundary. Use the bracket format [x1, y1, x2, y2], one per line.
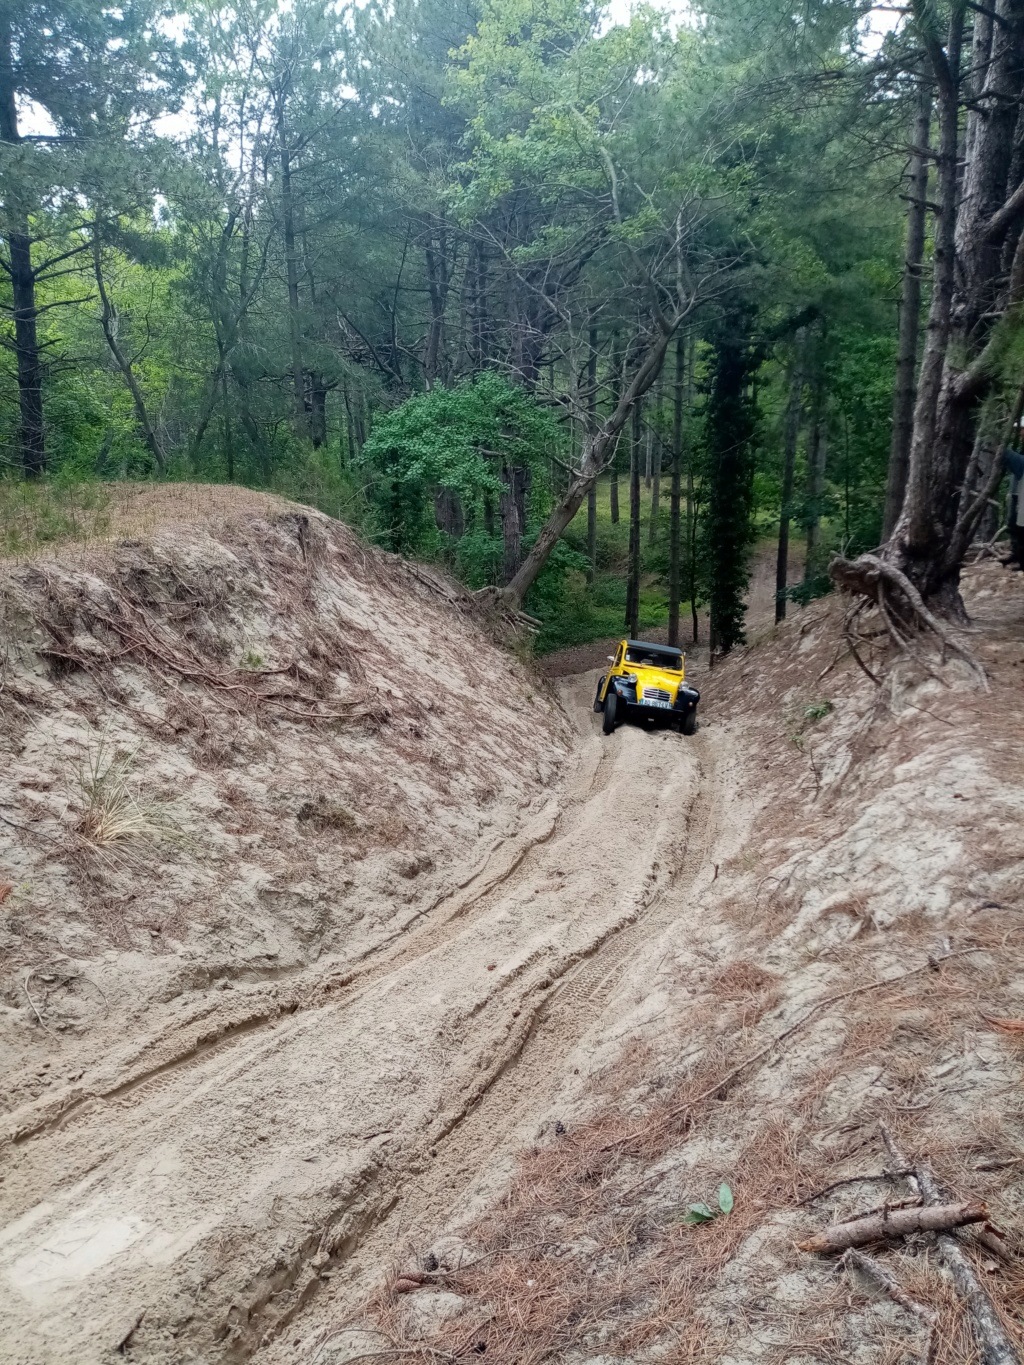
[70, 740, 176, 850]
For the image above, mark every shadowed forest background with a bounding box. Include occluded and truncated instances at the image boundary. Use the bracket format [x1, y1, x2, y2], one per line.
[4, 0, 1024, 652]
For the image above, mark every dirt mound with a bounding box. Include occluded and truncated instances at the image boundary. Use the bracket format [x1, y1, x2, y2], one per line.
[0, 486, 569, 1123]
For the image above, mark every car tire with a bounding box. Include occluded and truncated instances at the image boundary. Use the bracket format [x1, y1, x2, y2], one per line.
[681, 708, 698, 736]
[593, 676, 605, 712]
[602, 690, 618, 734]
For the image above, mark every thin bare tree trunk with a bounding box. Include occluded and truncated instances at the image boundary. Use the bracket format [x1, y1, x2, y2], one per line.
[92, 229, 167, 474]
[803, 371, 827, 591]
[648, 374, 662, 544]
[587, 325, 598, 583]
[609, 333, 622, 524]
[776, 338, 804, 622]
[884, 83, 932, 539]
[502, 328, 672, 608]
[277, 100, 306, 429]
[625, 398, 643, 637]
[668, 333, 685, 645]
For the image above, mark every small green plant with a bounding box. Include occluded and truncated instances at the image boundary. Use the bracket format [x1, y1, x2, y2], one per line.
[803, 699, 834, 724]
[684, 1182, 734, 1225]
[240, 650, 266, 670]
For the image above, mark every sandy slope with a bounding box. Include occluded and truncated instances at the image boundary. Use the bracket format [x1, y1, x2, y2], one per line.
[0, 665, 731, 1363]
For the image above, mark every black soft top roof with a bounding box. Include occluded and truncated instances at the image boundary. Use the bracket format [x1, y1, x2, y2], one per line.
[625, 639, 682, 656]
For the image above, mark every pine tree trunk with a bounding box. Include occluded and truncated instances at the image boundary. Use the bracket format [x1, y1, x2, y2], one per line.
[0, 23, 45, 478]
[876, 0, 1024, 613]
[803, 394, 827, 591]
[277, 101, 306, 430]
[609, 333, 622, 524]
[668, 333, 685, 645]
[648, 376, 661, 544]
[883, 84, 932, 539]
[625, 399, 643, 637]
[587, 325, 598, 583]
[776, 340, 804, 622]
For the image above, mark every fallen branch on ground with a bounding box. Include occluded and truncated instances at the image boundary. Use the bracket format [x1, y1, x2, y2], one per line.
[798, 1200, 987, 1254]
[881, 1124, 1021, 1365]
[797, 1169, 915, 1206]
[841, 1246, 938, 1329]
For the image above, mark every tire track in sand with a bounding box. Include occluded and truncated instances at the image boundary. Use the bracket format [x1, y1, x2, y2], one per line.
[0, 675, 721, 1365]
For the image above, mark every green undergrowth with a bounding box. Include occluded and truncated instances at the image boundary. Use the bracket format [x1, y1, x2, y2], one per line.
[530, 476, 683, 654]
[0, 477, 113, 557]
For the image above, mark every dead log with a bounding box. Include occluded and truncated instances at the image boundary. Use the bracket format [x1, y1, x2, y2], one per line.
[798, 1200, 988, 1253]
[881, 1124, 1021, 1365]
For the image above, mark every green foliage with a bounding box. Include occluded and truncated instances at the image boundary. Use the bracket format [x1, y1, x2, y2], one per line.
[684, 1183, 734, 1225]
[360, 373, 561, 568]
[0, 478, 111, 557]
[0, 0, 917, 653]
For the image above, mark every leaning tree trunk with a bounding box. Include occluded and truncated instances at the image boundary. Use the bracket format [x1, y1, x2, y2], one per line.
[501, 328, 673, 608]
[92, 229, 167, 474]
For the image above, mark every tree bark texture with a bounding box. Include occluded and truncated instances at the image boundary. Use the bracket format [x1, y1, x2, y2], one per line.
[797, 1200, 988, 1254]
[885, 0, 1024, 611]
[883, 84, 932, 540]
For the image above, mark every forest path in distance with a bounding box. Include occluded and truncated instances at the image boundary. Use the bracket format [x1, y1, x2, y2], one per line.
[0, 666, 738, 1365]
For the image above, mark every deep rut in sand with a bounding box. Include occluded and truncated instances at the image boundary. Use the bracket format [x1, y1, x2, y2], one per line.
[0, 673, 726, 1365]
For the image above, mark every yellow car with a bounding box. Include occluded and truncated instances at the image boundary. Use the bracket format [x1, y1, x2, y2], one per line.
[594, 639, 700, 736]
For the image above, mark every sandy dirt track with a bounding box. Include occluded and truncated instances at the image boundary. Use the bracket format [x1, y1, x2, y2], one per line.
[0, 670, 728, 1365]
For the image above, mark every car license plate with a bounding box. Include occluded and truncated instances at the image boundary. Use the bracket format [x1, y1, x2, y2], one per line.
[646, 698, 671, 709]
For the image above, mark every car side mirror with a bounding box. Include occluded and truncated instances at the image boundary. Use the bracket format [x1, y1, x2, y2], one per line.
[607, 655, 615, 663]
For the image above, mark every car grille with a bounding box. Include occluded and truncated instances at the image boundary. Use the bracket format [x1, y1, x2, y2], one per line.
[643, 687, 671, 703]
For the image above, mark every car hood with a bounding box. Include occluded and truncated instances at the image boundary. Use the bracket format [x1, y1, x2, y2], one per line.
[630, 667, 686, 692]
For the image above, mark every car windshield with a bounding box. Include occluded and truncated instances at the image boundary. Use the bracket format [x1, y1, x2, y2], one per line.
[625, 647, 682, 671]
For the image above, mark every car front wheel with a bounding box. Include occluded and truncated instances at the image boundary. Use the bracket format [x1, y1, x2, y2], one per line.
[681, 708, 698, 736]
[602, 690, 618, 734]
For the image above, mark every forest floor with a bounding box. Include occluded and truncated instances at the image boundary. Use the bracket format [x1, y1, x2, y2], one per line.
[2, 490, 1023, 1365]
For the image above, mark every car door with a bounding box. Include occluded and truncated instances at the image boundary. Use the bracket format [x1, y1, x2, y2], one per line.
[599, 643, 624, 702]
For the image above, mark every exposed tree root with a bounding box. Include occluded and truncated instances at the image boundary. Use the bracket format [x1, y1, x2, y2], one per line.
[830, 553, 988, 689]
[881, 1125, 1021, 1365]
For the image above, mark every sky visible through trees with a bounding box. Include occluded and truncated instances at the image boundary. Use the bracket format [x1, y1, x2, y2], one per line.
[3, 0, 1024, 651]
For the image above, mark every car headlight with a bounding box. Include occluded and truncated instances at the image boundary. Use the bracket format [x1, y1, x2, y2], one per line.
[622, 673, 638, 684]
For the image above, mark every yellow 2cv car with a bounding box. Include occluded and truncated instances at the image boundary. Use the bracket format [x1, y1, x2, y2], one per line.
[594, 639, 700, 736]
